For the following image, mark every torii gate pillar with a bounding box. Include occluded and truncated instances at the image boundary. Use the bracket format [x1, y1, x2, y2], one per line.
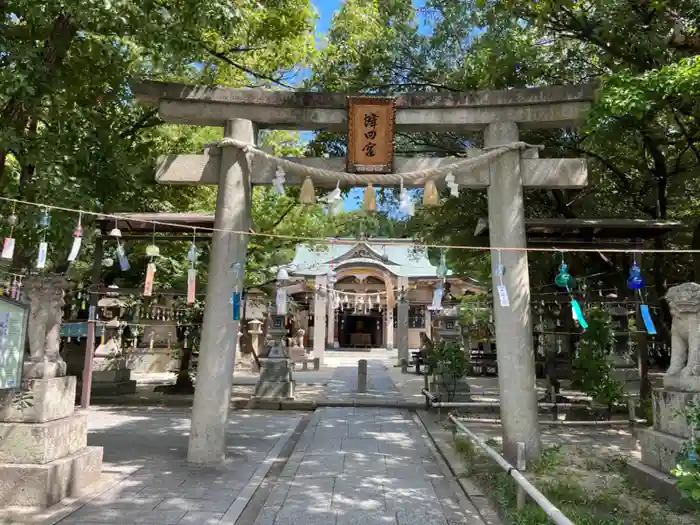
[485, 121, 539, 462]
[187, 119, 253, 464]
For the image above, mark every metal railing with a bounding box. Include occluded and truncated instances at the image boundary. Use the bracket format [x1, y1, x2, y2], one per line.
[421, 388, 647, 425]
[448, 414, 576, 525]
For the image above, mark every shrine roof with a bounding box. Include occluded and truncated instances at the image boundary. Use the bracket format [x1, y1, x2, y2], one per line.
[288, 239, 454, 278]
[96, 213, 215, 235]
[473, 217, 686, 244]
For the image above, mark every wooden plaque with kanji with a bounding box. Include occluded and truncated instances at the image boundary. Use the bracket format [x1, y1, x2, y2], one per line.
[347, 96, 395, 174]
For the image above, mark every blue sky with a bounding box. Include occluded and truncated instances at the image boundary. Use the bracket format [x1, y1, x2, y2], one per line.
[309, 0, 365, 211]
[307, 0, 426, 214]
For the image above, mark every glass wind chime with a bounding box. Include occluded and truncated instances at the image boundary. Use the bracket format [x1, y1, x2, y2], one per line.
[554, 259, 588, 330]
[35, 208, 51, 269]
[627, 262, 657, 335]
[106, 220, 130, 271]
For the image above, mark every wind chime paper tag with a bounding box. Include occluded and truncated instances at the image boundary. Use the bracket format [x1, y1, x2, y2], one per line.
[640, 304, 657, 335]
[496, 284, 510, 307]
[571, 299, 588, 330]
[187, 268, 197, 304]
[143, 263, 156, 297]
[88, 305, 96, 321]
[36, 242, 48, 269]
[495, 264, 505, 277]
[431, 287, 444, 310]
[1, 238, 15, 260]
[67, 236, 82, 262]
[232, 292, 241, 321]
[276, 288, 288, 316]
[116, 244, 130, 271]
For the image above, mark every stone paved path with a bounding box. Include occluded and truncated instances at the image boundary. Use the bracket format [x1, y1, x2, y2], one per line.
[253, 361, 489, 525]
[18, 355, 490, 525]
[43, 410, 303, 525]
[320, 359, 404, 404]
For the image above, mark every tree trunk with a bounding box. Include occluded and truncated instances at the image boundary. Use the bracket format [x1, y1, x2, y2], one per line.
[692, 220, 700, 283]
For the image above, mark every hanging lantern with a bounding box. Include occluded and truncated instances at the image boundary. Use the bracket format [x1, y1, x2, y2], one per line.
[363, 184, 377, 213]
[627, 262, 645, 290]
[423, 179, 440, 207]
[300, 176, 316, 204]
[38, 209, 51, 228]
[554, 263, 576, 289]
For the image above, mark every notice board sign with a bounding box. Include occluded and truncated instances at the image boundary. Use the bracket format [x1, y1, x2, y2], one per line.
[0, 296, 28, 390]
[347, 96, 395, 174]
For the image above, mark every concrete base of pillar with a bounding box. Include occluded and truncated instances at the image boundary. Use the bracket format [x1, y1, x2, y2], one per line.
[0, 376, 103, 509]
[632, 386, 696, 510]
[0, 377, 75, 423]
[0, 413, 87, 464]
[428, 376, 472, 402]
[80, 368, 137, 397]
[291, 358, 320, 371]
[253, 381, 294, 399]
[627, 460, 692, 511]
[639, 428, 685, 474]
[79, 380, 137, 397]
[0, 447, 103, 508]
[253, 359, 294, 400]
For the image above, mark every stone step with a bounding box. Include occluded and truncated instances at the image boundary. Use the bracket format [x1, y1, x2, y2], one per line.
[0, 446, 103, 508]
[0, 413, 87, 465]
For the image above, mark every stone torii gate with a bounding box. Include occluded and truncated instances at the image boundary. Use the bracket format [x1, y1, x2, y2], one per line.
[133, 81, 593, 464]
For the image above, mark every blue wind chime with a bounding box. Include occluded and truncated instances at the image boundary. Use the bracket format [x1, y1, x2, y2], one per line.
[627, 262, 657, 335]
[554, 260, 588, 330]
[232, 262, 242, 321]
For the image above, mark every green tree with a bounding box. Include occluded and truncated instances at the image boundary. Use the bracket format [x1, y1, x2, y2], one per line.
[0, 0, 317, 271]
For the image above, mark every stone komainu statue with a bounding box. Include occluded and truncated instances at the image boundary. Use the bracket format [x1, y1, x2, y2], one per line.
[665, 282, 700, 378]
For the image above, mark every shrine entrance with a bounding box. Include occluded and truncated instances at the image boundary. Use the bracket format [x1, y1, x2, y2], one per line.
[134, 80, 595, 465]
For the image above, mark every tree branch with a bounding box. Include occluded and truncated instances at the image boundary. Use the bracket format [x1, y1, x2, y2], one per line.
[199, 44, 293, 88]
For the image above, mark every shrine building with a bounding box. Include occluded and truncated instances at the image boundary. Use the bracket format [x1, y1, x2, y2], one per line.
[282, 238, 482, 351]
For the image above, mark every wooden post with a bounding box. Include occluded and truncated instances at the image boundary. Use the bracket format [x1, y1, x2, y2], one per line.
[516, 441, 527, 510]
[80, 235, 103, 409]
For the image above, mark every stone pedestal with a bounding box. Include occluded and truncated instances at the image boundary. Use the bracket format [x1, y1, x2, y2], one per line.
[0, 377, 103, 508]
[253, 314, 294, 400]
[89, 337, 136, 397]
[630, 377, 698, 508]
[640, 379, 698, 474]
[253, 359, 294, 399]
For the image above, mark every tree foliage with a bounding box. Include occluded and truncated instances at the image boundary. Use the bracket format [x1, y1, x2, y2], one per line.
[309, 0, 700, 342]
[0, 1, 327, 290]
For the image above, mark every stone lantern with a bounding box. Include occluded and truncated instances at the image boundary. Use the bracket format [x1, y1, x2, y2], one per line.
[252, 313, 294, 400]
[433, 306, 461, 344]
